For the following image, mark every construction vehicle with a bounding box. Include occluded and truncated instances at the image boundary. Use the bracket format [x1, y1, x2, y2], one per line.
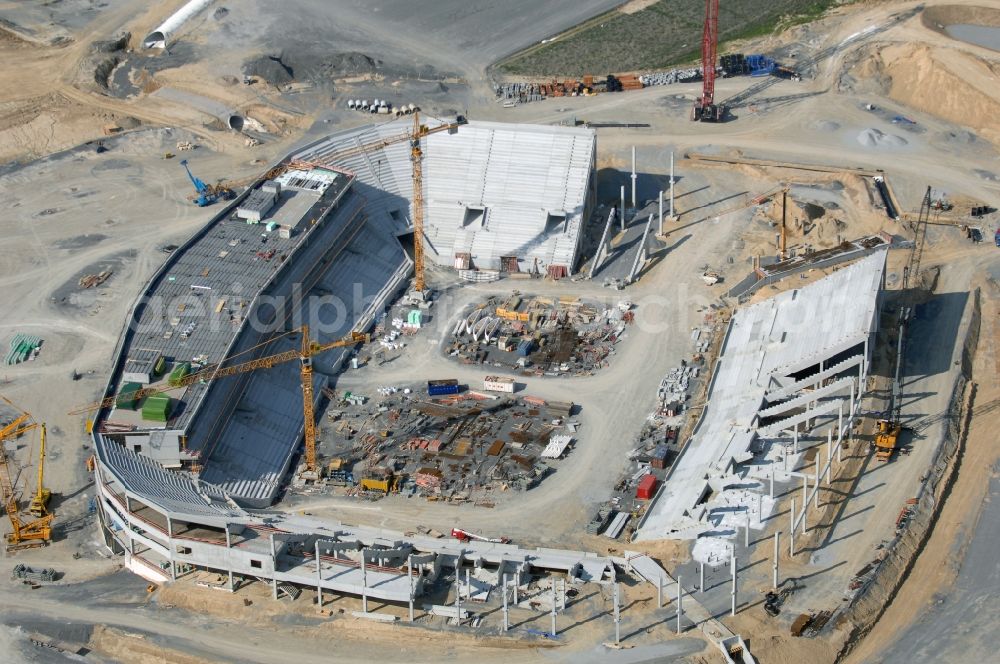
[180, 160, 236, 207]
[181, 158, 215, 207]
[0, 399, 53, 550]
[70, 328, 370, 476]
[450, 527, 510, 544]
[692, 0, 724, 122]
[28, 424, 50, 517]
[874, 306, 909, 462]
[874, 418, 901, 462]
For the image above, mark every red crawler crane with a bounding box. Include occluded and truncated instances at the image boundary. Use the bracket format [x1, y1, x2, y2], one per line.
[692, 0, 724, 122]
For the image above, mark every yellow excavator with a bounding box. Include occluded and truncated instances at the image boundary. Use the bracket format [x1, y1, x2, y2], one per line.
[874, 418, 901, 462]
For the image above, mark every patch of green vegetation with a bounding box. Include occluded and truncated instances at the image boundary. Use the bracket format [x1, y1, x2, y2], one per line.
[496, 0, 836, 77]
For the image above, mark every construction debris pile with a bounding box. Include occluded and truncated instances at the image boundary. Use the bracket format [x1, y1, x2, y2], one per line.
[311, 387, 578, 502]
[446, 294, 632, 376]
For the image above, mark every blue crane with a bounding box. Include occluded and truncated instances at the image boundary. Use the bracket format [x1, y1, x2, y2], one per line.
[180, 159, 216, 207]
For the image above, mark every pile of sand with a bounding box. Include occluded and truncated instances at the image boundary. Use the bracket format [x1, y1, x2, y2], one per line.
[856, 127, 909, 148]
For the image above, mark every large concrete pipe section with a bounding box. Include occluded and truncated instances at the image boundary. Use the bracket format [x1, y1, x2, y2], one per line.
[143, 0, 215, 49]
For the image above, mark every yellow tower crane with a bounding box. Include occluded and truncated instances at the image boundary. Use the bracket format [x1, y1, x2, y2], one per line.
[70, 328, 369, 476]
[0, 397, 53, 549]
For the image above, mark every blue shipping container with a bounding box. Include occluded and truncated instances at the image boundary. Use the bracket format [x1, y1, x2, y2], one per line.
[428, 379, 460, 396]
[516, 339, 534, 356]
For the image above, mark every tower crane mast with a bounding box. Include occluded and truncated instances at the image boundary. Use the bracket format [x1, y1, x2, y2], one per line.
[693, 0, 724, 122]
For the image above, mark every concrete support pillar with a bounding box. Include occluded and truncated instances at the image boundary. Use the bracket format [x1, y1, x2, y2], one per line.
[270, 533, 278, 600]
[408, 554, 415, 623]
[550, 580, 558, 637]
[676, 575, 683, 635]
[454, 568, 461, 620]
[730, 553, 737, 616]
[361, 548, 368, 613]
[801, 476, 808, 523]
[315, 540, 322, 609]
[620, 186, 626, 231]
[502, 573, 510, 632]
[658, 190, 664, 234]
[814, 464, 820, 509]
[793, 424, 799, 454]
[700, 562, 705, 593]
[745, 511, 750, 547]
[790, 498, 796, 556]
[514, 569, 519, 605]
[773, 531, 780, 589]
[560, 579, 566, 611]
[657, 576, 663, 608]
[630, 146, 637, 209]
[838, 401, 844, 439]
[826, 429, 833, 483]
[613, 582, 621, 645]
[669, 151, 675, 218]
[770, 468, 775, 499]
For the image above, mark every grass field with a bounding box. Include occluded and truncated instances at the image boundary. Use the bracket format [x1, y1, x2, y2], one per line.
[495, 0, 833, 77]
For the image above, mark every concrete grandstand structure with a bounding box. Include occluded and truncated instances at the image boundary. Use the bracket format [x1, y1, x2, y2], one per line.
[636, 249, 887, 541]
[295, 117, 596, 277]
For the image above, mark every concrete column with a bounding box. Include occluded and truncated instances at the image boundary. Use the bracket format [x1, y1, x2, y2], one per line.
[676, 575, 683, 635]
[826, 429, 833, 483]
[514, 569, 519, 605]
[560, 579, 566, 611]
[669, 151, 675, 218]
[814, 465, 820, 509]
[225, 525, 234, 591]
[620, 186, 626, 231]
[408, 554, 415, 622]
[745, 511, 750, 547]
[801, 476, 808, 520]
[315, 540, 322, 609]
[466, 569, 471, 604]
[657, 576, 663, 608]
[550, 580, 558, 637]
[773, 532, 780, 589]
[454, 568, 461, 620]
[700, 562, 705, 593]
[790, 498, 796, 556]
[770, 468, 775, 498]
[793, 424, 799, 454]
[838, 401, 844, 439]
[614, 582, 621, 645]
[838, 442, 843, 464]
[630, 146, 637, 208]
[361, 548, 368, 613]
[658, 190, 664, 234]
[270, 533, 278, 600]
[502, 573, 510, 632]
[730, 553, 737, 616]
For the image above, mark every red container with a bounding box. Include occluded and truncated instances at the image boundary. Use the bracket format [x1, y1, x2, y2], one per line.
[636, 474, 657, 500]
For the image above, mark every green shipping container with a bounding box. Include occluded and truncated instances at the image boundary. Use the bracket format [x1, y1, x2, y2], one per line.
[153, 355, 166, 376]
[141, 395, 172, 422]
[168, 362, 191, 387]
[116, 382, 143, 410]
